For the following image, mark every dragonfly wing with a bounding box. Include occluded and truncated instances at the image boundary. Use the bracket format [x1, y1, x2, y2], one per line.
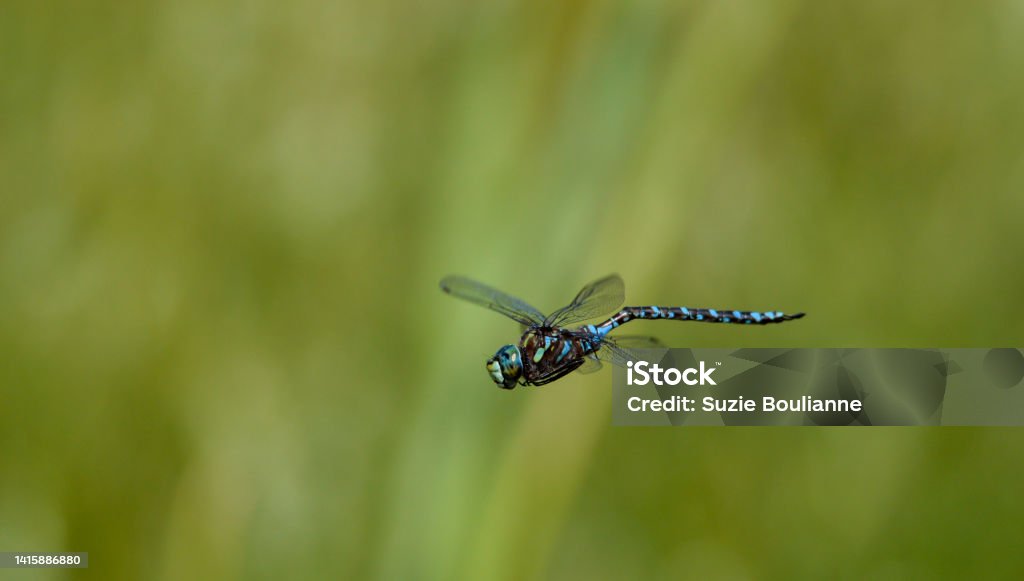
[440, 275, 546, 327]
[595, 335, 668, 368]
[593, 340, 641, 368]
[576, 354, 603, 374]
[605, 335, 664, 349]
[544, 274, 625, 327]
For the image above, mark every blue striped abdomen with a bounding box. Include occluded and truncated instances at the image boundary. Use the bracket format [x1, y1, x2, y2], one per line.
[589, 306, 804, 335]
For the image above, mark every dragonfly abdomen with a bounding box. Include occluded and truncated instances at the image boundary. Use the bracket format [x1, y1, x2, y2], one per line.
[589, 306, 804, 335]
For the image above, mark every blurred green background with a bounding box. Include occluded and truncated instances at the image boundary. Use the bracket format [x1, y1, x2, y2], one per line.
[3, 1, 1024, 579]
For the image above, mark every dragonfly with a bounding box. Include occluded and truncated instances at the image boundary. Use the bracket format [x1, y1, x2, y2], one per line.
[440, 274, 805, 389]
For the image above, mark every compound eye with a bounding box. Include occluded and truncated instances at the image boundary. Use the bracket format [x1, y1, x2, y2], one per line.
[490, 345, 522, 389]
[486, 360, 505, 385]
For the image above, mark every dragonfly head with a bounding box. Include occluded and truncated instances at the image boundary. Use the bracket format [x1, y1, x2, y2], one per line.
[486, 344, 522, 389]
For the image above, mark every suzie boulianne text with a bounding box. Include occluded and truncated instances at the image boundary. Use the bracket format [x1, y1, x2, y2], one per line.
[624, 360, 863, 413]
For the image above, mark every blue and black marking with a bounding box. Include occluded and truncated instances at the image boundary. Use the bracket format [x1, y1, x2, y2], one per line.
[592, 305, 804, 334]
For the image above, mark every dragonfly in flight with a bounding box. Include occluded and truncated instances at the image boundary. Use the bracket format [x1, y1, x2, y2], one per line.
[440, 274, 805, 389]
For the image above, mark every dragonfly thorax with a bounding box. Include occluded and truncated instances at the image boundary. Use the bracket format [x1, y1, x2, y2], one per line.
[486, 344, 522, 389]
[516, 328, 595, 387]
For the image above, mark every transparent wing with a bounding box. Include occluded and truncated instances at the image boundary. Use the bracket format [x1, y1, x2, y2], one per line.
[577, 355, 603, 374]
[440, 275, 546, 327]
[593, 339, 644, 368]
[605, 335, 664, 349]
[544, 274, 625, 327]
[595, 335, 668, 368]
[571, 336, 663, 376]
